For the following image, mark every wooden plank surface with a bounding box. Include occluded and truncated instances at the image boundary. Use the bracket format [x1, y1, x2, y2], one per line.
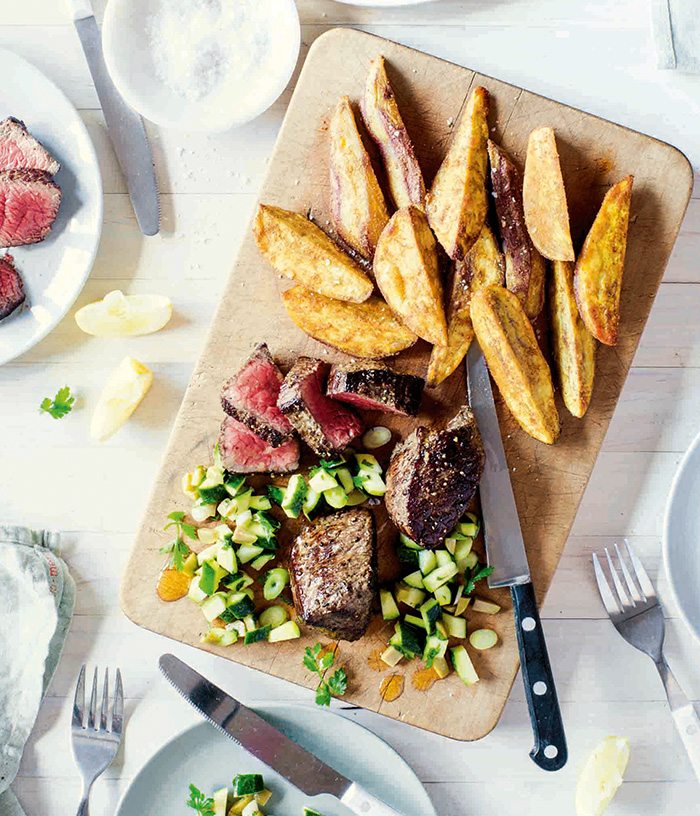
[119, 28, 692, 741]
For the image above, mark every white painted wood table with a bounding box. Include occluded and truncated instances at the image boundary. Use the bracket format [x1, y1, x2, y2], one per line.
[1, 1, 700, 814]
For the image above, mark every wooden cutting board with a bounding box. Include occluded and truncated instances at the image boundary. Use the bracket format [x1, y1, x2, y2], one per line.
[121, 29, 692, 741]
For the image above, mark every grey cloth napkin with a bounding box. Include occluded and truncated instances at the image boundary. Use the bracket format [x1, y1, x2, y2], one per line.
[652, 0, 700, 72]
[0, 527, 75, 816]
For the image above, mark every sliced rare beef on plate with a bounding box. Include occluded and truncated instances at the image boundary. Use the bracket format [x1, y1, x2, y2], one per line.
[384, 405, 485, 548]
[221, 343, 295, 447]
[326, 359, 425, 416]
[277, 357, 363, 456]
[218, 415, 300, 474]
[0, 169, 62, 247]
[0, 118, 60, 175]
[290, 507, 376, 641]
[0, 254, 25, 320]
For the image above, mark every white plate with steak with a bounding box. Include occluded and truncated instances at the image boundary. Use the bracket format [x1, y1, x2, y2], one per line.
[0, 49, 102, 365]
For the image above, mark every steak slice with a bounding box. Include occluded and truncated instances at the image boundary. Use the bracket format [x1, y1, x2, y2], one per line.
[221, 343, 294, 447]
[218, 416, 300, 474]
[0, 254, 25, 320]
[385, 406, 484, 548]
[290, 508, 376, 641]
[327, 360, 424, 416]
[277, 357, 363, 455]
[0, 169, 61, 247]
[0, 118, 60, 175]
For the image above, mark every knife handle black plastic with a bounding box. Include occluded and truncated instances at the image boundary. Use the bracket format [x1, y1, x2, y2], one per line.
[511, 582, 568, 771]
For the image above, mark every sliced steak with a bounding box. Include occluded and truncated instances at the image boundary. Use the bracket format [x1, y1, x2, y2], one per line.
[0, 254, 25, 320]
[0, 118, 60, 175]
[218, 416, 300, 474]
[221, 343, 294, 447]
[0, 169, 61, 247]
[277, 357, 363, 455]
[385, 406, 484, 548]
[327, 360, 424, 416]
[290, 508, 376, 641]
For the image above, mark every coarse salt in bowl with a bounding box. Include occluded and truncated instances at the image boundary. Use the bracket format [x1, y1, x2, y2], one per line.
[102, 0, 300, 132]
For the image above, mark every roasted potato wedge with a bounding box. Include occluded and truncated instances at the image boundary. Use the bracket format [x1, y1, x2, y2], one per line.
[362, 55, 426, 209]
[471, 285, 560, 444]
[254, 204, 373, 303]
[373, 206, 447, 346]
[573, 175, 633, 346]
[550, 260, 596, 417]
[488, 140, 547, 318]
[427, 223, 504, 386]
[523, 127, 575, 262]
[425, 86, 490, 261]
[282, 285, 417, 358]
[329, 95, 390, 260]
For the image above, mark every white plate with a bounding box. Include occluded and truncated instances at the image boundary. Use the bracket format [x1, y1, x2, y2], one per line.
[330, 0, 437, 6]
[0, 49, 102, 366]
[115, 702, 435, 816]
[663, 429, 700, 644]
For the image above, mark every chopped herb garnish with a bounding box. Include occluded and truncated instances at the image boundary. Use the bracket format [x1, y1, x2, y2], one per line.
[186, 784, 214, 816]
[303, 643, 348, 707]
[160, 510, 198, 570]
[40, 386, 75, 419]
[464, 564, 494, 596]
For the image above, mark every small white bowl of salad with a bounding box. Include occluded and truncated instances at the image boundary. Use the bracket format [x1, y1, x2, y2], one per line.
[102, 0, 300, 132]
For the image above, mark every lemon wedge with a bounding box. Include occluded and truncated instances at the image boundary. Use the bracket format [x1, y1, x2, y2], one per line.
[576, 736, 630, 816]
[91, 356, 153, 442]
[75, 290, 172, 337]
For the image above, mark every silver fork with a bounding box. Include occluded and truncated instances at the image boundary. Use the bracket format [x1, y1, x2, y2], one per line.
[71, 666, 124, 815]
[593, 541, 700, 780]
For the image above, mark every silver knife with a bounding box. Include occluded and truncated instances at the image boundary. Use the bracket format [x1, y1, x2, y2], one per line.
[159, 654, 405, 816]
[68, 0, 159, 235]
[466, 342, 567, 772]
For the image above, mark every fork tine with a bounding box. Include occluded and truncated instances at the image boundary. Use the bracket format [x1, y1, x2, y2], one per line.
[72, 665, 86, 729]
[614, 542, 642, 604]
[625, 540, 656, 601]
[100, 669, 110, 731]
[87, 667, 98, 730]
[111, 669, 124, 735]
[592, 553, 621, 616]
[605, 547, 631, 609]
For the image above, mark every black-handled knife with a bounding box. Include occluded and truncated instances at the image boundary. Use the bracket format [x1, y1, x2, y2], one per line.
[466, 342, 567, 771]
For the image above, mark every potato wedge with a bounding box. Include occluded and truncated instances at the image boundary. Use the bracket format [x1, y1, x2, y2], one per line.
[471, 285, 560, 444]
[488, 140, 547, 318]
[329, 95, 390, 260]
[373, 206, 447, 346]
[425, 86, 490, 260]
[254, 204, 373, 303]
[362, 55, 426, 209]
[573, 175, 633, 346]
[427, 223, 504, 386]
[282, 285, 417, 358]
[550, 260, 596, 417]
[523, 127, 575, 262]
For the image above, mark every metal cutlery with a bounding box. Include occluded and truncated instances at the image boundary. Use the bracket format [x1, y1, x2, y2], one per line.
[466, 342, 567, 771]
[71, 666, 124, 816]
[159, 653, 405, 816]
[593, 541, 700, 780]
[67, 0, 160, 235]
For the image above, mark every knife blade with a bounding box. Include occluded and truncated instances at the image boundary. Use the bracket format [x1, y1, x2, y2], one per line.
[68, 0, 159, 235]
[466, 341, 567, 772]
[159, 654, 404, 816]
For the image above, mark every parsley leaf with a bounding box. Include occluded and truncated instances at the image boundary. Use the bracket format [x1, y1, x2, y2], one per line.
[186, 784, 214, 816]
[303, 643, 348, 707]
[39, 386, 75, 419]
[161, 511, 194, 570]
[327, 668, 348, 697]
[464, 564, 494, 596]
[315, 683, 331, 707]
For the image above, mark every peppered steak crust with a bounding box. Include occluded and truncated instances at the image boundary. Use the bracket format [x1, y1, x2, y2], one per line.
[290, 508, 376, 641]
[326, 360, 424, 416]
[384, 406, 484, 548]
[277, 357, 363, 455]
[221, 343, 294, 447]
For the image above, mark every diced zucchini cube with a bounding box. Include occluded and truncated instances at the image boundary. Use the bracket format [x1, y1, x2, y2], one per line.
[418, 549, 437, 576]
[249, 494, 272, 510]
[182, 552, 199, 577]
[198, 560, 227, 595]
[395, 584, 427, 608]
[390, 621, 425, 658]
[403, 570, 425, 590]
[224, 474, 247, 497]
[281, 474, 308, 518]
[404, 613, 427, 630]
[233, 774, 265, 797]
[454, 597, 471, 616]
[335, 466, 355, 493]
[197, 542, 222, 565]
[399, 533, 423, 550]
[254, 789, 272, 807]
[356, 470, 386, 497]
[243, 625, 271, 645]
[420, 597, 441, 634]
[380, 589, 400, 621]
[250, 553, 275, 572]
[324, 486, 349, 509]
[191, 502, 216, 522]
[216, 544, 237, 574]
[422, 563, 458, 593]
[212, 787, 228, 816]
[308, 468, 338, 493]
[258, 605, 289, 629]
[201, 592, 228, 622]
[237, 543, 264, 564]
[267, 620, 301, 642]
[354, 452, 382, 473]
[187, 575, 209, 604]
[442, 612, 467, 639]
[380, 645, 404, 667]
[433, 584, 452, 606]
[435, 549, 454, 568]
[471, 598, 502, 615]
[345, 489, 368, 506]
[451, 645, 479, 686]
[197, 526, 218, 546]
[432, 655, 451, 679]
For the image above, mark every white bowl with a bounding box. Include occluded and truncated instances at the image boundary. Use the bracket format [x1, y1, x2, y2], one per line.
[663, 429, 700, 644]
[102, 0, 300, 132]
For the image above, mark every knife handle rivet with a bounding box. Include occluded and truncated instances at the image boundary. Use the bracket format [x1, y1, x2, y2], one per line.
[522, 617, 536, 631]
[533, 681, 547, 696]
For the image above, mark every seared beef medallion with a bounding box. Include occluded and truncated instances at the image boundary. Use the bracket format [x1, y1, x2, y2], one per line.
[218, 415, 300, 474]
[326, 359, 424, 416]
